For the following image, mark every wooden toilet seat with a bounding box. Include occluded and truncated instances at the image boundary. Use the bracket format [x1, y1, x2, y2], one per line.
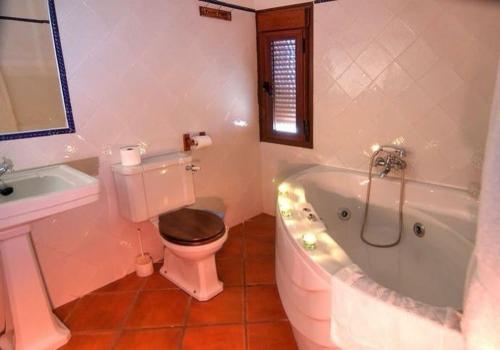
[159, 208, 225, 246]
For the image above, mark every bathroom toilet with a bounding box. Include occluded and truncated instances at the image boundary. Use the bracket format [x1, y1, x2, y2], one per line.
[153, 208, 227, 300]
[112, 152, 227, 300]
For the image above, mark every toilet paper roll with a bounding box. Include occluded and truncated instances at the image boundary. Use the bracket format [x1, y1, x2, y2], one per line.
[191, 135, 212, 150]
[120, 145, 142, 166]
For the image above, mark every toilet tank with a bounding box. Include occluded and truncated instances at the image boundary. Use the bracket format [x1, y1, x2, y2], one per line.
[112, 152, 195, 222]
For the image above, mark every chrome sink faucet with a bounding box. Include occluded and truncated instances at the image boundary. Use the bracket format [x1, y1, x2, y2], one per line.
[0, 157, 14, 178]
[374, 146, 406, 178]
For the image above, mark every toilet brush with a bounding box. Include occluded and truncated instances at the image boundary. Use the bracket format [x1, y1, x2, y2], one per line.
[135, 228, 154, 277]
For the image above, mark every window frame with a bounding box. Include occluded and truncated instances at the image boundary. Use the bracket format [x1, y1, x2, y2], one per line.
[256, 3, 313, 149]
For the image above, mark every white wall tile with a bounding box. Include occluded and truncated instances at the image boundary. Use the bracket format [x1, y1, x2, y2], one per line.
[337, 63, 372, 99]
[397, 0, 443, 35]
[418, 60, 464, 103]
[397, 38, 438, 80]
[377, 18, 416, 58]
[375, 62, 413, 99]
[320, 42, 353, 80]
[356, 42, 393, 80]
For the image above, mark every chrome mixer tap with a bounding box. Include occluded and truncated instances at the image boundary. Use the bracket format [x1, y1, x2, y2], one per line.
[374, 147, 406, 178]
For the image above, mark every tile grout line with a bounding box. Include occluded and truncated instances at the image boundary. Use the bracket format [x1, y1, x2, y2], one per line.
[242, 220, 249, 350]
[90, 287, 180, 296]
[178, 295, 193, 349]
[60, 296, 82, 324]
[66, 319, 288, 336]
[107, 276, 147, 349]
[68, 325, 184, 335]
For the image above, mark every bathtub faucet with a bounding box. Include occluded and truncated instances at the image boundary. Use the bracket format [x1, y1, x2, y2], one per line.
[0, 157, 14, 178]
[373, 146, 406, 178]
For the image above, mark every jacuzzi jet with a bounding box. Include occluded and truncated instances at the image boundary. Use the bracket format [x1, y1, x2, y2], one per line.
[0, 186, 13, 196]
[307, 213, 318, 222]
[0, 178, 13, 196]
[338, 208, 351, 221]
[413, 223, 425, 237]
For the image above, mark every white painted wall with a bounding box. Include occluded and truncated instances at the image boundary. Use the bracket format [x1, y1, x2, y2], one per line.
[226, 0, 255, 8]
[253, 0, 306, 10]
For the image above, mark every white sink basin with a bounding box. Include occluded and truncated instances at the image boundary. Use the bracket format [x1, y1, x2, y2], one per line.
[0, 164, 99, 233]
[0, 164, 99, 350]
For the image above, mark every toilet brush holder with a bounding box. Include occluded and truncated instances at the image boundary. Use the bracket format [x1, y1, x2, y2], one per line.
[135, 253, 153, 277]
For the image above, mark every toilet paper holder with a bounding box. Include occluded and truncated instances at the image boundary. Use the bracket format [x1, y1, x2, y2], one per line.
[183, 132, 207, 151]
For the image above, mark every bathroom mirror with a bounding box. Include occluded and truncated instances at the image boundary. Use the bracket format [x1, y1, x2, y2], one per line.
[0, 0, 74, 141]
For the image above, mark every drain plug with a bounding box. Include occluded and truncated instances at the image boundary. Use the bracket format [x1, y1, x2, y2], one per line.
[337, 208, 351, 221]
[413, 223, 425, 237]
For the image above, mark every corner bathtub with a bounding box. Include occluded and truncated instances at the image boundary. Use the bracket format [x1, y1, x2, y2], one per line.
[275, 166, 477, 350]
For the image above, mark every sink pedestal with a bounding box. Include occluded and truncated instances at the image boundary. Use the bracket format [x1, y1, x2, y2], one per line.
[0, 225, 70, 350]
[0, 164, 100, 349]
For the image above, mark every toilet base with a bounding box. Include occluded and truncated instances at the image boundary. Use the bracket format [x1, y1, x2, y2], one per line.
[160, 247, 224, 301]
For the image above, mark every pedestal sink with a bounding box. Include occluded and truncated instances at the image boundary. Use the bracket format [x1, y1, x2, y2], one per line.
[0, 164, 99, 350]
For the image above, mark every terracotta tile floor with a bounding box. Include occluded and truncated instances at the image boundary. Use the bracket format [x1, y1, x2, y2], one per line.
[56, 214, 297, 350]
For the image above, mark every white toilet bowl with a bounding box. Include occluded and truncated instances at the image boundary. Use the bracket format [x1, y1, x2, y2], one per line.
[151, 208, 228, 301]
[112, 152, 227, 301]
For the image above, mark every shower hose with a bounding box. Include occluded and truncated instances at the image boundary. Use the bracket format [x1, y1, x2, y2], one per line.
[360, 150, 406, 248]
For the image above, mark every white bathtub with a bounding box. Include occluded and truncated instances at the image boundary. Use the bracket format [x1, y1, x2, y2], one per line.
[275, 166, 477, 350]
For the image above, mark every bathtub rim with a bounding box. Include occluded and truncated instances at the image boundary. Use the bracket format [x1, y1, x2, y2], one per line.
[287, 164, 479, 196]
